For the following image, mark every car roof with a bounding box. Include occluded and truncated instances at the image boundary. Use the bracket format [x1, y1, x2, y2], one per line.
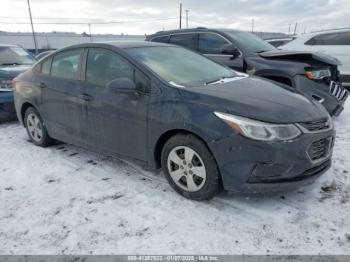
[62, 41, 171, 50]
[147, 28, 241, 38]
[296, 28, 350, 39]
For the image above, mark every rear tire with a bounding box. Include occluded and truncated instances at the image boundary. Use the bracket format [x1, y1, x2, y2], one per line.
[24, 107, 53, 147]
[161, 134, 220, 200]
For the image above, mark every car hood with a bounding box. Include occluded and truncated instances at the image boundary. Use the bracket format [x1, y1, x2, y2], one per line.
[0, 65, 32, 79]
[259, 50, 341, 66]
[183, 77, 329, 123]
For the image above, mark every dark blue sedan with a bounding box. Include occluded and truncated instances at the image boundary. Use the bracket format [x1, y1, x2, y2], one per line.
[13, 42, 334, 200]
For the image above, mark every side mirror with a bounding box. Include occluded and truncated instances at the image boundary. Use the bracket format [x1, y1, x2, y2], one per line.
[106, 78, 136, 93]
[221, 44, 241, 58]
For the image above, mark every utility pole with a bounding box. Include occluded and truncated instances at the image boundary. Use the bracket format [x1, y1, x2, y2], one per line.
[186, 10, 189, 29]
[288, 24, 291, 35]
[27, 0, 38, 55]
[179, 2, 182, 29]
[251, 18, 255, 32]
[88, 23, 93, 42]
[293, 22, 298, 35]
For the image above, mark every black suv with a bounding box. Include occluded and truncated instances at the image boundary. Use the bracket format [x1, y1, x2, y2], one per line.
[147, 28, 348, 116]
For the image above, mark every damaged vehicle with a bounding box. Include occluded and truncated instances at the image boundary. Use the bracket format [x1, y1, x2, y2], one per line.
[0, 44, 35, 122]
[147, 28, 348, 116]
[14, 42, 334, 200]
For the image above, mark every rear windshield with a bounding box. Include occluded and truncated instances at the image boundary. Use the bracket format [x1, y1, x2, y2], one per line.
[0, 46, 36, 66]
[126, 46, 237, 87]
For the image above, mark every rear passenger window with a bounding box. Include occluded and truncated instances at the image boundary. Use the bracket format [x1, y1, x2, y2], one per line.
[86, 48, 150, 92]
[41, 57, 52, 75]
[51, 49, 82, 80]
[169, 34, 196, 49]
[151, 35, 169, 43]
[306, 32, 350, 45]
[198, 33, 230, 54]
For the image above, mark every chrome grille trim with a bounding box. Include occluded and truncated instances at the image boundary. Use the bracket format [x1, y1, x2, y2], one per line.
[329, 81, 349, 101]
[297, 118, 332, 133]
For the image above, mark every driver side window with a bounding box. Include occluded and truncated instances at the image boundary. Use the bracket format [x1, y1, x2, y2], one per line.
[86, 48, 150, 92]
[198, 33, 231, 54]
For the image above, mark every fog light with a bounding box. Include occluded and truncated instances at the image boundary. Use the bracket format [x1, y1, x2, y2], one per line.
[248, 163, 291, 183]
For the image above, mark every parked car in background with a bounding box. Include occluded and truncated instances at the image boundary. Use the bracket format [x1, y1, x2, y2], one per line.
[0, 44, 35, 122]
[282, 28, 350, 88]
[147, 28, 348, 116]
[266, 37, 293, 47]
[35, 50, 55, 60]
[14, 42, 334, 200]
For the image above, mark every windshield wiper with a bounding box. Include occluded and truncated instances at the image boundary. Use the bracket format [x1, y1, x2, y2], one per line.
[205, 75, 241, 85]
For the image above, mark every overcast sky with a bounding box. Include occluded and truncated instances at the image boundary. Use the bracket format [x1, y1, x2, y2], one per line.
[0, 0, 349, 35]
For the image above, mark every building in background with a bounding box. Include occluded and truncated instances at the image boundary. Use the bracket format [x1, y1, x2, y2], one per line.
[0, 31, 145, 53]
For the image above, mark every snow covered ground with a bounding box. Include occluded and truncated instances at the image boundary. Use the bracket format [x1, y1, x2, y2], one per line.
[0, 101, 349, 255]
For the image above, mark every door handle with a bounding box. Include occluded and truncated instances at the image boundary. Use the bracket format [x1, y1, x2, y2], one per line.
[79, 93, 94, 102]
[39, 82, 47, 88]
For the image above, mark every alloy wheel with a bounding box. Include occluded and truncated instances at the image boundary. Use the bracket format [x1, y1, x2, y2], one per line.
[26, 113, 43, 142]
[167, 146, 206, 192]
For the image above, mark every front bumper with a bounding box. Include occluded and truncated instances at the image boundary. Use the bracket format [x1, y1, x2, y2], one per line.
[209, 127, 335, 193]
[294, 75, 348, 116]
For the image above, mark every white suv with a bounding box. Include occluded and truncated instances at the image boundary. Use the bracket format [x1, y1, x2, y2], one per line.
[283, 29, 350, 88]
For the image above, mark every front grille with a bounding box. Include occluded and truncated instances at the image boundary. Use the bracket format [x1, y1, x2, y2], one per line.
[299, 118, 330, 132]
[329, 81, 348, 102]
[308, 137, 333, 161]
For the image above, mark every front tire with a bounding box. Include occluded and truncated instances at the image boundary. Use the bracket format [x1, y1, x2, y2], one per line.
[161, 134, 220, 200]
[24, 107, 53, 147]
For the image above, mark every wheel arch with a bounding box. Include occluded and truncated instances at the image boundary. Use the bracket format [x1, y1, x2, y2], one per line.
[153, 128, 224, 191]
[20, 102, 36, 126]
[155, 129, 212, 168]
[153, 129, 221, 183]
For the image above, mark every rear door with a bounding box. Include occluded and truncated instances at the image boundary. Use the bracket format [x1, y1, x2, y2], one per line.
[38, 48, 85, 144]
[80, 48, 150, 161]
[198, 32, 244, 71]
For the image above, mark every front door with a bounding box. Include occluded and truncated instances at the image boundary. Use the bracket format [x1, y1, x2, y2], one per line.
[80, 48, 150, 161]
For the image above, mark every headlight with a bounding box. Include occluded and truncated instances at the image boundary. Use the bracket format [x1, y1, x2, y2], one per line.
[214, 112, 302, 142]
[305, 68, 331, 80]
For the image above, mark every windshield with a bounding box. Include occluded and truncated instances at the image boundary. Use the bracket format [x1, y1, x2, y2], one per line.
[0, 46, 36, 65]
[126, 46, 237, 87]
[224, 31, 276, 53]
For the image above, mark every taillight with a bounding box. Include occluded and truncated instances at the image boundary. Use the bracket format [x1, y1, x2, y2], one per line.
[12, 78, 16, 89]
